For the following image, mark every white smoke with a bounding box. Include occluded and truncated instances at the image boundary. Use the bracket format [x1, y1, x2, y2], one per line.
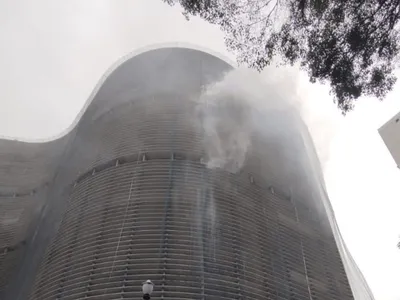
[195, 66, 375, 300]
[196, 66, 324, 173]
[196, 76, 254, 172]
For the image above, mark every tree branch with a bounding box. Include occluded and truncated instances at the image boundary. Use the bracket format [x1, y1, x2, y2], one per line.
[247, 0, 280, 27]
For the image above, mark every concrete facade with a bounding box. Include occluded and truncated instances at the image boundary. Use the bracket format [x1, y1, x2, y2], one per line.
[379, 111, 400, 168]
[0, 47, 363, 299]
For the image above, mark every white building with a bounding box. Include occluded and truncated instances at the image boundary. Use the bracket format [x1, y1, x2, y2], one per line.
[379, 111, 400, 168]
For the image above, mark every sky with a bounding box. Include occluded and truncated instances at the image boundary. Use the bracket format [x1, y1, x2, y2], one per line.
[0, 0, 399, 299]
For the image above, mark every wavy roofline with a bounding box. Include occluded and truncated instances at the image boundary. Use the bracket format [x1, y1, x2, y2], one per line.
[0, 42, 236, 143]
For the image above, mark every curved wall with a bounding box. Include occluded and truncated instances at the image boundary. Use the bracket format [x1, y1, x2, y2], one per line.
[0, 47, 371, 300]
[0, 47, 233, 299]
[0, 134, 71, 295]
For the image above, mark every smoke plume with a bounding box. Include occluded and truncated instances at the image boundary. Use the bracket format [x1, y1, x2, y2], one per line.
[197, 66, 308, 173]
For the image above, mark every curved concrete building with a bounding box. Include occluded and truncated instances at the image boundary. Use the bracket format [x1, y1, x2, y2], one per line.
[0, 46, 373, 300]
